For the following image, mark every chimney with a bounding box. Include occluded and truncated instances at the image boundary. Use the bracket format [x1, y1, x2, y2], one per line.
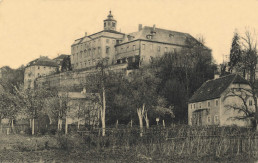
[153, 24, 156, 31]
[138, 24, 142, 31]
[85, 32, 87, 36]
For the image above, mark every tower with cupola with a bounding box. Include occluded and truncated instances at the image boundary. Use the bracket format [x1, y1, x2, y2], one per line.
[104, 11, 117, 31]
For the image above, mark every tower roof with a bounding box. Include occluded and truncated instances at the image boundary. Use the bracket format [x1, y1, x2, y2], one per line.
[104, 11, 116, 21]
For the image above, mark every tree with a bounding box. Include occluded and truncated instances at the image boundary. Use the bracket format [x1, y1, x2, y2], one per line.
[114, 67, 163, 136]
[61, 56, 72, 72]
[150, 37, 216, 123]
[229, 31, 242, 71]
[16, 87, 55, 135]
[241, 29, 258, 130]
[223, 86, 255, 127]
[225, 28, 258, 130]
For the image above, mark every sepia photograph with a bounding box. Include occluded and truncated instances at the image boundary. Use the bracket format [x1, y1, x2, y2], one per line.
[0, 0, 258, 162]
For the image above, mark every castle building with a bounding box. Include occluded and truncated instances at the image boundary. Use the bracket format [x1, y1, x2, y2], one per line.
[71, 11, 124, 70]
[71, 11, 211, 71]
[115, 25, 203, 66]
[24, 56, 58, 89]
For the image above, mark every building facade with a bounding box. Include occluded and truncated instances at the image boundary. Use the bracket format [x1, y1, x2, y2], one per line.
[71, 11, 124, 70]
[71, 11, 210, 71]
[24, 56, 58, 89]
[188, 74, 255, 127]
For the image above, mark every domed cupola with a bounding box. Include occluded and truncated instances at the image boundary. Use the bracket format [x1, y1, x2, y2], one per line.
[104, 11, 117, 31]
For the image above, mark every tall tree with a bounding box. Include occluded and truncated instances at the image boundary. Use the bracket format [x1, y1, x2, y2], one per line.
[61, 56, 72, 72]
[229, 31, 242, 71]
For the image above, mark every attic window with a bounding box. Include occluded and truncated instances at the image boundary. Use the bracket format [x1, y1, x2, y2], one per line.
[146, 35, 153, 39]
[169, 34, 174, 38]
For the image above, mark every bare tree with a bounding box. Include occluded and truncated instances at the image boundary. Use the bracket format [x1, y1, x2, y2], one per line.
[241, 28, 258, 130]
[223, 87, 255, 126]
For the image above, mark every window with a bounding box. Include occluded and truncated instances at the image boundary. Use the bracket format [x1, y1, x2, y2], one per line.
[106, 39, 109, 43]
[207, 101, 211, 107]
[38, 66, 40, 69]
[249, 99, 253, 106]
[112, 22, 115, 27]
[104, 22, 106, 27]
[142, 44, 145, 50]
[193, 104, 195, 109]
[214, 115, 219, 123]
[216, 100, 219, 106]
[132, 57, 135, 63]
[146, 35, 153, 39]
[98, 47, 101, 54]
[157, 46, 160, 52]
[207, 116, 211, 123]
[199, 102, 202, 108]
[106, 47, 110, 54]
[133, 45, 136, 51]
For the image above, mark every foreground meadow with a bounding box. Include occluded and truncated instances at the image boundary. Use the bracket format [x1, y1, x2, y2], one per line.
[0, 126, 257, 162]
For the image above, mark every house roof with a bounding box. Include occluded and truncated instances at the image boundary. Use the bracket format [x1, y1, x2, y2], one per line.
[26, 56, 58, 68]
[53, 54, 70, 60]
[119, 26, 199, 47]
[72, 30, 124, 46]
[189, 74, 249, 103]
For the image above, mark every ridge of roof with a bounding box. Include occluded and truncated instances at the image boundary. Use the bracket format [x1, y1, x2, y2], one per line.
[189, 74, 248, 103]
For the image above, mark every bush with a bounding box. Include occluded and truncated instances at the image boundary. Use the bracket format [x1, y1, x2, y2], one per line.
[56, 134, 73, 151]
[25, 128, 32, 135]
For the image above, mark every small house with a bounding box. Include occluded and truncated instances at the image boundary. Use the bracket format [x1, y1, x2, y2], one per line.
[188, 74, 255, 127]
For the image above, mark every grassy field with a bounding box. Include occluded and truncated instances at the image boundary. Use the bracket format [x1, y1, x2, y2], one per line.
[0, 126, 258, 162]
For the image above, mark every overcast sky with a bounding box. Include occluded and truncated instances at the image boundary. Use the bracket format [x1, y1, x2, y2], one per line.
[0, 0, 258, 69]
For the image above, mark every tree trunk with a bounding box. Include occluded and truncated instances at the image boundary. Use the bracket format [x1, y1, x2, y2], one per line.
[58, 118, 63, 131]
[11, 119, 15, 134]
[163, 120, 165, 128]
[144, 111, 149, 129]
[116, 120, 118, 128]
[137, 104, 145, 137]
[32, 118, 35, 135]
[101, 82, 106, 137]
[65, 116, 68, 135]
[30, 119, 32, 128]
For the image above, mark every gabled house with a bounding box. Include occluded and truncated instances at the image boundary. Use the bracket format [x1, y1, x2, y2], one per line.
[188, 74, 255, 127]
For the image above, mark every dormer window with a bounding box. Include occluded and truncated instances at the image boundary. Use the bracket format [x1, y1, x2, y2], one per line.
[146, 35, 153, 39]
[169, 34, 174, 38]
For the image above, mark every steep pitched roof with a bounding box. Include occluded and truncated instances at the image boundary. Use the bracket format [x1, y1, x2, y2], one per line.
[189, 74, 249, 103]
[53, 54, 70, 60]
[72, 30, 124, 46]
[27, 57, 58, 68]
[120, 26, 195, 46]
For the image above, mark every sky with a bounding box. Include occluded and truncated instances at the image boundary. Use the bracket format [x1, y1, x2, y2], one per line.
[0, 0, 258, 69]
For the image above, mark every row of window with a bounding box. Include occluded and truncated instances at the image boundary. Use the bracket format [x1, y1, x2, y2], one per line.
[117, 44, 175, 54]
[207, 115, 219, 123]
[75, 59, 98, 68]
[72, 39, 116, 52]
[191, 100, 219, 109]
